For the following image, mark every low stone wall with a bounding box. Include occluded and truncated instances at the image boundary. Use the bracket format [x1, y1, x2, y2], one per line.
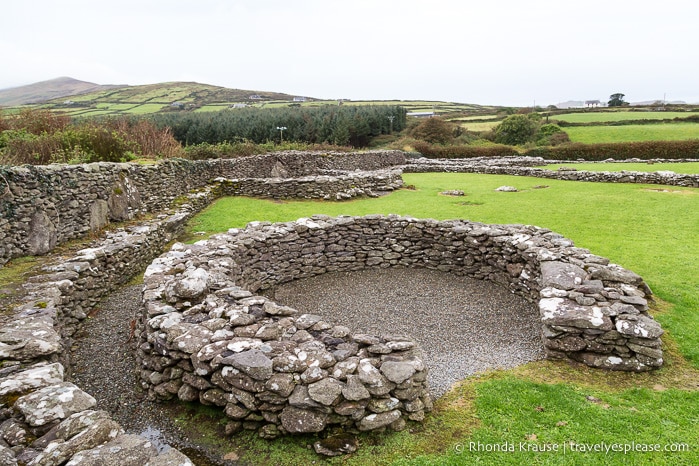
[405, 157, 699, 187]
[0, 150, 406, 266]
[215, 168, 403, 200]
[138, 261, 430, 437]
[135, 215, 663, 439]
[0, 188, 214, 465]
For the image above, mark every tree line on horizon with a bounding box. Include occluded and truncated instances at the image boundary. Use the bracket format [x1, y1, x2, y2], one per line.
[148, 105, 407, 147]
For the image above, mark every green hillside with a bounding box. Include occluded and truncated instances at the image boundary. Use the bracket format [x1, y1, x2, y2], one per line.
[33, 81, 304, 117]
[2, 78, 498, 117]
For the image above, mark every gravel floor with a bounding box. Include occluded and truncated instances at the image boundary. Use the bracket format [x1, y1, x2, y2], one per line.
[68, 285, 214, 462]
[270, 268, 546, 398]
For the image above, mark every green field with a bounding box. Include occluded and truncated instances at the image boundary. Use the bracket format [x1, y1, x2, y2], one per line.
[564, 123, 699, 143]
[553, 111, 698, 123]
[182, 172, 699, 465]
[457, 121, 500, 131]
[540, 162, 699, 174]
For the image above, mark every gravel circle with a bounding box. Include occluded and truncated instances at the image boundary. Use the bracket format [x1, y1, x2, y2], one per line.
[270, 268, 546, 398]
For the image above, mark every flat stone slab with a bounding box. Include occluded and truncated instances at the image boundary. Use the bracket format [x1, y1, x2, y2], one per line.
[0, 362, 65, 396]
[15, 382, 97, 427]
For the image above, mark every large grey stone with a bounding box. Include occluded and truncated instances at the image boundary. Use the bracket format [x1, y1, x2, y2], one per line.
[280, 406, 328, 433]
[539, 298, 613, 330]
[342, 375, 371, 401]
[380, 361, 416, 384]
[0, 316, 62, 361]
[144, 448, 195, 466]
[64, 433, 157, 466]
[89, 200, 109, 232]
[28, 410, 122, 466]
[307, 378, 343, 406]
[15, 383, 96, 427]
[357, 410, 402, 431]
[0, 363, 64, 396]
[172, 326, 213, 355]
[540, 261, 587, 291]
[616, 315, 664, 339]
[0, 444, 17, 466]
[264, 373, 295, 397]
[27, 210, 57, 255]
[224, 349, 273, 381]
[572, 353, 653, 372]
[589, 265, 643, 285]
[172, 268, 209, 299]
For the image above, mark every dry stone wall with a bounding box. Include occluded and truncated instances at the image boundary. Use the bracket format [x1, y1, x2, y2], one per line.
[215, 168, 403, 201]
[136, 214, 663, 439]
[0, 189, 216, 465]
[0, 150, 406, 266]
[405, 156, 699, 187]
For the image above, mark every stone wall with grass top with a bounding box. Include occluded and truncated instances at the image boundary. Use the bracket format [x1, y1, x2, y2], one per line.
[0, 150, 406, 266]
[136, 214, 663, 438]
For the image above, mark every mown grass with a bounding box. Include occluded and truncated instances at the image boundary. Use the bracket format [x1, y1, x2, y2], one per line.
[540, 162, 699, 174]
[552, 111, 698, 123]
[564, 123, 699, 143]
[181, 172, 699, 464]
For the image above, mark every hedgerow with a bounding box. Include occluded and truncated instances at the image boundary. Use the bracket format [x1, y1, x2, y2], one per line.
[525, 140, 699, 160]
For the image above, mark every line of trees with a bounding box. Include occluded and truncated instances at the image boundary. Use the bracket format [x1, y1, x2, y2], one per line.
[148, 105, 407, 147]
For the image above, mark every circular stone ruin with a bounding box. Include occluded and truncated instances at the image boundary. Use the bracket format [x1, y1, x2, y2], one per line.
[136, 214, 664, 437]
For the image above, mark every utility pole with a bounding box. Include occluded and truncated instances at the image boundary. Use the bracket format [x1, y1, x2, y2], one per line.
[276, 126, 287, 144]
[387, 115, 395, 134]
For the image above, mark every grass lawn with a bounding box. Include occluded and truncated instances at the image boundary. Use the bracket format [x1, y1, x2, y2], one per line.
[180, 172, 699, 465]
[540, 162, 699, 174]
[552, 111, 698, 123]
[564, 123, 699, 143]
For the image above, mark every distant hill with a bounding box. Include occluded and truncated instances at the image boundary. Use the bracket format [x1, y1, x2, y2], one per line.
[2, 77, 497, 117]
[0, 77, 124, 106]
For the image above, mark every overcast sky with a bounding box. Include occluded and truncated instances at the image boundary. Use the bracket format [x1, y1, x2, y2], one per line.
[2, 0, 698, 106]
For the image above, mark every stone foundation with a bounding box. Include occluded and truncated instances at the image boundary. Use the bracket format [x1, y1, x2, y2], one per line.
[135, 214, 663, 438]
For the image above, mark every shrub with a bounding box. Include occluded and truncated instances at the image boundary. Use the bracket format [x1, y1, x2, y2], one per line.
[493, 114, 539, 145]
[1, 112, 184, 165]
[409, 118, 457, 144]
[536, 124, 570, 146]
[2, 108, 70, 135]
[525, 140, 699, 160]
[412, 140, 518, 158]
